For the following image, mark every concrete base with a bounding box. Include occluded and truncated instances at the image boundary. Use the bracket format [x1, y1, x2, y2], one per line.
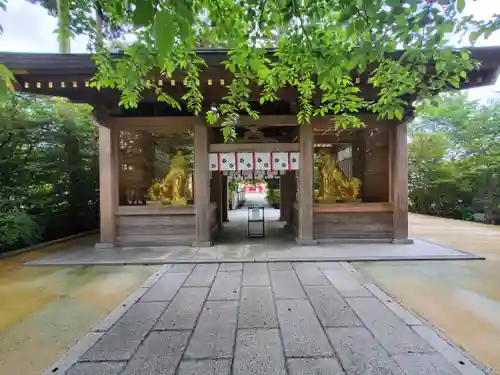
[295, 238, 319, 246]
[94, 242, 116, 249]
[318, 238, 393, 244]
[392, 238, 415, 245]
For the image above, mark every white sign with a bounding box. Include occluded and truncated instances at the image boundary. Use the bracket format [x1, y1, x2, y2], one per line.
[219, 153, 236, 171]
[237, 152, 254, 170]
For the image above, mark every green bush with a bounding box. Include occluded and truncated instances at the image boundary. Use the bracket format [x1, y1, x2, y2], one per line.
[0, 209, 39, 250]
[266, 188, 280, 208]
[0, 94, 99, 251]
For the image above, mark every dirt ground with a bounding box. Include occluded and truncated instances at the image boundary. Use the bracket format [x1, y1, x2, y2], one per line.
[0, 236, 158, 375]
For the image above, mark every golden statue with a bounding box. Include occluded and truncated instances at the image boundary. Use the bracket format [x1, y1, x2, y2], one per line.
[316, 150, 361, 203]
[148, 151, 190, 206]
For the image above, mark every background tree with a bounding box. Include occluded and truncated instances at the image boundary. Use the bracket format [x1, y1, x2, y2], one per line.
[409, 93, 500, 222]
[0, 94, 99, 251]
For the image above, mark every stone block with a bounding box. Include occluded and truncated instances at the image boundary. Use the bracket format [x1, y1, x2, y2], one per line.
[177, 360, 231, 375]
[154, 287, 209, 330]
[304, 286, 361, 327]
[327, 326, 404, 375]
[184, 301, 238, 359]
[411, 325, 486, 375]
[315, 262, 343, 270]
[276, 299, 333, 357]
[233, 329, 286, 375]
[239, 286, 278, 328]
[168, 263, 196, 273]
[120, 331, 190, 375]
[82, 302, 167, 361]
[243, 263, 271, 286]
[141, 272, 190, 302]
[347, 297, 432, 354]
[184, 264, 219, 286]
[270, 270, 306, 299]
[65, 362, 125, 375]
[268, 262, 293, 270]
[321, 268, 372, 297]
[208, 270, 242, 300]
[392, 353, 463, 375]
[364, 283, 423, 326]
[219, 262, 243, 271]
[293, 262, 330, 285]
[287, 358, 344, 375]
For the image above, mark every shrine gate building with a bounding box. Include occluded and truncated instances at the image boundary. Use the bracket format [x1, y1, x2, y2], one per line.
[2, 47, 500, 248]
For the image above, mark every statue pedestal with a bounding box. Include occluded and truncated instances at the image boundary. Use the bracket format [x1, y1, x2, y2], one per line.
[115, 205, 196, 246]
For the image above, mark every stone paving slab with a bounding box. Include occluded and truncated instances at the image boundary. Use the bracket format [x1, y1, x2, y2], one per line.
[177, 359, 231, 375]
[239, 286, 278, 328]
[184, 264, 219, 286]
[120, 331, 190, 375]
[327, 326, 405, 375]
[208, 270, 242, 300]
[65, 362, 126, 375]
[346, 297, 433, 354]
[293, 262, 331, 285]
[304, 285, 362, 327]
[270, 269, 306, 299]
[184, 301, 238, 359]
[140, 272, 191, 302]
[219, 262, 243, 271]
[287, 358, 344, 375]
[154, 287, 209, 330]
[59, 261, 489, 375]
[277, 299, 334, 357]
[392, 353, 462, 375]
[233, 329, 286, 375]
[81, 301, 168, 361]
[242, 263, 271, 286]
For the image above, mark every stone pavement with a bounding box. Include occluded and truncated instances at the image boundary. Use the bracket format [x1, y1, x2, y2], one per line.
[50, 261, 486, 375]
[357, 213, 500, 373]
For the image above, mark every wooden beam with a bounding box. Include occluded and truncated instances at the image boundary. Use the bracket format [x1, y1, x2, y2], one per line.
[96, 124, 120, 248]
[313, 203, 393, 213]
[194, 122, 212, 246]
[209, 143, 299, 153]
[106, 116, 200, 131]
[392, 121, 411, 243]
[297, 123, 315, 244]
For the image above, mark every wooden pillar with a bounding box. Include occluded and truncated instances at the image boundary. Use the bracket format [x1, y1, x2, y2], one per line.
[282, 171, 296, 228]
[194, 121, 212, 246]
[222, 175, 229, 222]
[297, 124, 315, 244]
[211, 172, 224, 230]
[96, 124, 119, 248]
[392, 122, 411, 243]
[279, 175, 286, 220]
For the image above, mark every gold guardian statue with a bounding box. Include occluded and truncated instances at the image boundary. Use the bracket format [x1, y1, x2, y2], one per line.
[316, 149, 361, 203]
[148, 151, 190, 206]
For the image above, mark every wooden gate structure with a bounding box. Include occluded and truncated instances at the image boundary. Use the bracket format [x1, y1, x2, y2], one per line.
[1, 47, 499, 247]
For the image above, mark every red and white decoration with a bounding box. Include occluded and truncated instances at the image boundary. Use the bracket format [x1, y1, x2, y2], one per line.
[209, 152, 299, 172]
[254, 152, 272, 170]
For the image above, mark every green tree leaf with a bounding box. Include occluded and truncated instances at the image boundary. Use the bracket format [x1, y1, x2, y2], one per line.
[154, 9, 175, 57]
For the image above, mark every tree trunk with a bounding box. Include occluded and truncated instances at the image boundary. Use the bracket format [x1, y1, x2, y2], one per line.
[57, 0, 71, 53]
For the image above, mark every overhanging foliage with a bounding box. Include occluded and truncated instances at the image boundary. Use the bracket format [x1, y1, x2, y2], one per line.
[0, 0, 498, 136]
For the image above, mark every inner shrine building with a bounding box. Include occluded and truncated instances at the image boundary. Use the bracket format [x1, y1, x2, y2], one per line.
[2, 47, 500, 248]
